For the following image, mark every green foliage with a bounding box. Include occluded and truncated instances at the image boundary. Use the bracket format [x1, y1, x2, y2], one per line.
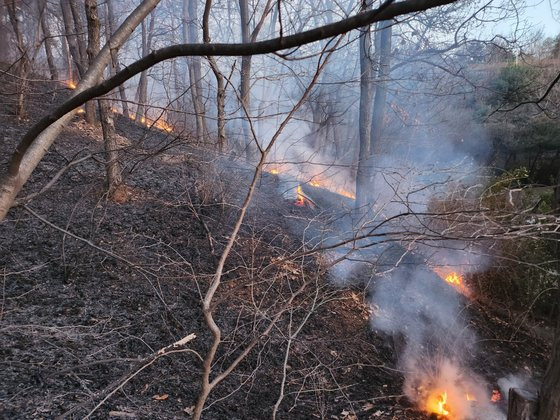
[490, 64, 538, 105]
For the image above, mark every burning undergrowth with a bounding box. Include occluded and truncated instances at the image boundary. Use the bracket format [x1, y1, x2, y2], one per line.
[369, 249, 505, 419]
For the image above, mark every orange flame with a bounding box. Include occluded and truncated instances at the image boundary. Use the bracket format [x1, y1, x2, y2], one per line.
[426, 390, 450, 417]
[270, 168, 280, 175]
[67, 81, 77, 89]
[491, 390, 501, 403]
[295, 185, 305, 207]
[466, 393, 476, 401]
[445, 272, 462, 286]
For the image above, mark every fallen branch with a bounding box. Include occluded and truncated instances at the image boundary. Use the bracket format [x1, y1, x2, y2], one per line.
[57, 333, 198, 420]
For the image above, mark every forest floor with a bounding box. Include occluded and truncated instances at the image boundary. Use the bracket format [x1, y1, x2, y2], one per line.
[0, 80, 554, 419]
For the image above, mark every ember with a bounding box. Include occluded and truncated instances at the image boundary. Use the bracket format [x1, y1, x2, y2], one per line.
[67, 81, 77, 89]
[491, 390, 501, 403]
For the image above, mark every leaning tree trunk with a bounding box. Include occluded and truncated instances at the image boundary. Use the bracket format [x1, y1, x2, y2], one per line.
[0, 0, 162, 221]
[85, 0, 122, 192]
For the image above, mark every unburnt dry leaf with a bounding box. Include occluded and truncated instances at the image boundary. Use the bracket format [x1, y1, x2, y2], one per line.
[153, 394, 169, 401]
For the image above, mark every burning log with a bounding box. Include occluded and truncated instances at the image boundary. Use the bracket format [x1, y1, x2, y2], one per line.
[507, 388, 538, 420]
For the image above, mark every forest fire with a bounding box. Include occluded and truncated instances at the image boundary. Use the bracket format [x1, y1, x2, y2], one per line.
[109, 108, 174, 133]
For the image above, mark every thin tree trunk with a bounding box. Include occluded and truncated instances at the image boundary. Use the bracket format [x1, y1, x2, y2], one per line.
[5, 0, 31, 120]
[369, 21, 392, 156]
[60, 0, 84, 78]
[135, 12, 154, 123]
[360, 20, 392, 207]
[203, 0, 226, 151]
[40, 2, 59, 81]
[106, 0, 129, 118]
[70, 0, 96, 123]
[239, 0, 252, 158]
[86, 0, 121, 191]
[355, 0, 373, 210]
[0, 0, 162, 221]
[183, 0, 208, 143]
[69, 0, 87, 71]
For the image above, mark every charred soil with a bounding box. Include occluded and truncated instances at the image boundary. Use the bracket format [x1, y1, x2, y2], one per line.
[0, 80, 552, 419]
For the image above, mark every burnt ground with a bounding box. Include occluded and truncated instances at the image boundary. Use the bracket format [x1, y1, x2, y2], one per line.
[0, 80, 553, 419]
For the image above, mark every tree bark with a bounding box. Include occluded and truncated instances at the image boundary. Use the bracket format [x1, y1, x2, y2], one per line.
[238, 0, 252, 158]
[183, 0, 208, 143]
[85, 0, 122, 192]
[85, 0, 100, 126]
[5, 0, 31, 120]
[73, 0, 96, 124]
[0, 0, 162, 221]
[369, 21, 392, 156]
[40, 2, 59, 81]
[60, 0, 85, 78]
[355, 0, 374, 210]
[106, 0, 130, 118]
[203, 0, 226, 151]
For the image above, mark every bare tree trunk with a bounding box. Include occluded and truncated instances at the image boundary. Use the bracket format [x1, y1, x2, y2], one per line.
[60, 0, 85, 78]
[183, 0, 208, 143]
[238, 0, 252, 158]
[238, 0, 273, 159]
[69, 0, 87, 71]
[106, 0, 129, 118]
[85, 0, 121, 192]
[135, 13, 154, 122]
[369, 21, 392, 156]
[69, 0, 96, 123]
[356, 20, 392, 207]
[40, 2, 59, 81]
[355, 0, 373, 210]
[5, 0, 31, 120]
[0, 0, 161, 221]
[203, 0, 226, 151]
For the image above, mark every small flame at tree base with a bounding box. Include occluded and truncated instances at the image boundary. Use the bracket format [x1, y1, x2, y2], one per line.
[491, 390, 501, 403]
[295, 185, 305, 206]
